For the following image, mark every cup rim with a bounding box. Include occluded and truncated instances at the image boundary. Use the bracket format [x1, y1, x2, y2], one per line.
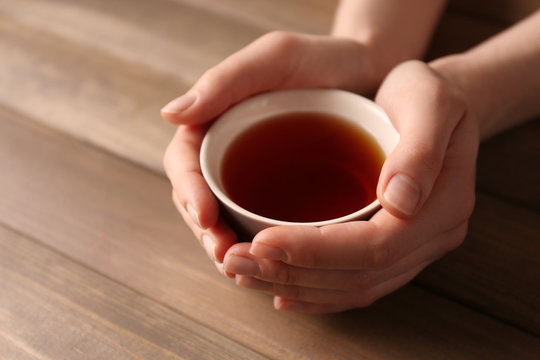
[200, 88, 398, 228]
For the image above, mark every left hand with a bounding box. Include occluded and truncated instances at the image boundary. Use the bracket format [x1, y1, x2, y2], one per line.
[222, 60, 480, 313]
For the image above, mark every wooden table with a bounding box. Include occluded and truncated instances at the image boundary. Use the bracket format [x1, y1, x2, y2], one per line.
[1, 1, 539, 359]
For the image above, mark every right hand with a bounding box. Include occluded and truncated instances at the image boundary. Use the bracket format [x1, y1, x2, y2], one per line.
[219, 60, 479, 313]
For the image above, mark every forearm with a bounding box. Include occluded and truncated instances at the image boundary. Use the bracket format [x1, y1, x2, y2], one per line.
[332, 0, 448, 83]
[430, 10, 540, 140]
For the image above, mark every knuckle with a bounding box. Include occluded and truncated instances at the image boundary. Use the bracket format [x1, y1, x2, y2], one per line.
[352, 271, 372, 291]
[259, 31, 299, 50]
[428, 77, 453, 106]
[200, 65, 228, 89]
[424, 75, 467, 123]
[273, 263, 295, 285]
[366, 238, 393, 270]
[301, 251, 326, 268]
[406, 142, 442, 178]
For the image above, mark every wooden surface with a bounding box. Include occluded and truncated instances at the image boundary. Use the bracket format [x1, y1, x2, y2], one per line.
[1, 0, 539, 359]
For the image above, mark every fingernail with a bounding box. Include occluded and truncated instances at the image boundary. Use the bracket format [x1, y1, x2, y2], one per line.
[274, 296, 303, 311]
[215, 262, 233, 278]
[224, 256, 261, 277]
[202, 235, 217, 262]
[161, 92, 197, 114]
[250, 243, 287, 261]
[187, 203, 202, 228]
[383, 173, 420, 216]
[236, 275, 272, 291]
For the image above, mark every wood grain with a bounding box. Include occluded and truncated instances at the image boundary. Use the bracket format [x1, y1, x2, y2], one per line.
[0, 0, 527, 177]
[0, 0, 334, 174]
[476, 120, 540, 210]
[1, 106, 538, 359]
[416, 192, 540, 333]
[0, 14, 179, 173]
[1, 0, 539, 358]
[171, 0, 337, 34]
[0, 0, 271, 83]
[0, 225, 268, 360]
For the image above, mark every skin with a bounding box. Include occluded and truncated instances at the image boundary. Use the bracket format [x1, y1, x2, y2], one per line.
[162, 4, 540, 313]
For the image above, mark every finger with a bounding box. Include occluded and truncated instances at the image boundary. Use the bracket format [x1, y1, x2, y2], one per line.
[271, 258, 431, 308]
[237, 269, 394, 307]
[375, 60, 467, 218]
[161, 32, 372, 125]
[250, 219, 417, 271]
[235, 224, 467, 311]
[249, 191, 470, 272]
[235, 257, 435, 311]
[164, 125, 219, 230]
[227, 241, 393, 291]
[249, 222, 381, 270]
[227, 222, 467, 290]
[271, 260, 430, 314]
[173, 190, 237, 266]
[370, 111, 478, 232]
[226, 245, 367, 290]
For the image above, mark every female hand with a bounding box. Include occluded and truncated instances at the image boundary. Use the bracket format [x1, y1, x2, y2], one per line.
[162, 31, 382, 272]
[221, 60, 480, 313]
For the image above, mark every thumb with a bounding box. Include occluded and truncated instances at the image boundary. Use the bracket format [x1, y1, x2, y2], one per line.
[160, 32, 308, 125]
[375, 61, 466, 218]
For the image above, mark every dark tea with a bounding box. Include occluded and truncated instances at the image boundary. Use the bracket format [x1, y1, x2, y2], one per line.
[221, 112, 385, 222]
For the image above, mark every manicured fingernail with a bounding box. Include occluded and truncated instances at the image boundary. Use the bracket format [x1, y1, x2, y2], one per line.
[250, 243, 287, 261]
[383, 173, 420, 216]
[224, 256, 261, 277]
[161, 92, 197, 114]
[186, 203, 202, 228]
[202, 235, 216, 262]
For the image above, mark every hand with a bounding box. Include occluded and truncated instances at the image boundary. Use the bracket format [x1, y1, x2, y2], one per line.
[162, 31, 380, 271]
[222, 60, 479, 313]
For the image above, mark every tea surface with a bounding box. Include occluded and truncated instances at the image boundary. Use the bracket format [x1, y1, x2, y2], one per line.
[221, 112, 385, 222]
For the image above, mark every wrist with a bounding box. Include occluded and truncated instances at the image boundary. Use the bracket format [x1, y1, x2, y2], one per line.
[333, 35, 405, 96]
[327, 36, 384, 96]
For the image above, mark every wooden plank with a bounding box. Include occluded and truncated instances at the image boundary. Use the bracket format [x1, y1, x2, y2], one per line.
[0, 0, 331, 174]
[0, 15, 179, 173]
[415, 192, 540, 333]
[171, 0, 337, 34]
[0, 0, 528, 185]
[0, 0, 270, 83]
[0, 0, 516, 179]
[1, 108, 539, 359]
[476, 120, 540, 210]
[0, 225, 268, 360]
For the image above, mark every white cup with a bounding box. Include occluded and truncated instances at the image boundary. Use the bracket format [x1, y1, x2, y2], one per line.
[200, 88, 399, 238]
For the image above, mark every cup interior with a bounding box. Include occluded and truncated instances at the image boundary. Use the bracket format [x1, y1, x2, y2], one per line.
[200, 89, 399, 231]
